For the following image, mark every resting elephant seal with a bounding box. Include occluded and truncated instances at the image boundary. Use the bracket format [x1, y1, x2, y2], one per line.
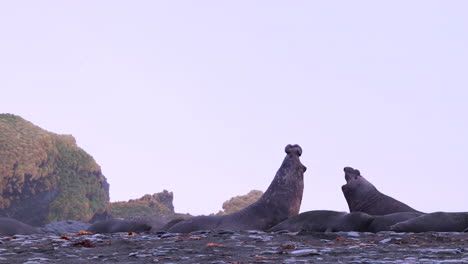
[390, 212, 468, 232]
[342, 167, 421, 215]
[267, 210, 422, 233]
[367, 212, 424, 232]
[168, 144, 306, 233]
[0, 217, 43, 236]
[159, 218, 185, 231]
[267, 210, 373, 232]
[87, 218, 151, 233]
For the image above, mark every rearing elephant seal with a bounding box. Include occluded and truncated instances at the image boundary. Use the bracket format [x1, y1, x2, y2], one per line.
[168, 144, 306, 233]
[341, 167, 421, 215]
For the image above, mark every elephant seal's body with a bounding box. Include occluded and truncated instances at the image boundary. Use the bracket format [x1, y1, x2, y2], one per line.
[391, 212, 468, 232]
[367, 212, 424, 232]
[87, 218, 151, 233]
[0, 217, 43, 236]
[341, 167, 421, 215]
[267, 210, 373, 232]
[168, 144, 306, 233]
[268, 211, 423, 233]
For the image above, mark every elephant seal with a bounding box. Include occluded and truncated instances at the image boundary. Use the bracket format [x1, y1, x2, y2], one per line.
[168, 144, 306, 233]
[87, 218, 151, 233]
[267, 210, 373, 232]
[267, 211, 423, 233]
[341, 167, 421, 215]
[41, 220, 91, 235]
[367, 212, 424, 232]
[159, 218, 185, 231]
[0, 217, 43, 236]
[390, 212, 468, 232]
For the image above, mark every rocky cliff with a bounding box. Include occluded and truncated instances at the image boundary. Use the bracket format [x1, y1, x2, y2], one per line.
[216, 190, 263, 215]
[0, 114, 109, 226]
[109, 190, 175, 218]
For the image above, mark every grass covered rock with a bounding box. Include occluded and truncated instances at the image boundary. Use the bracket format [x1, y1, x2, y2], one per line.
[0, 114, 109, 226]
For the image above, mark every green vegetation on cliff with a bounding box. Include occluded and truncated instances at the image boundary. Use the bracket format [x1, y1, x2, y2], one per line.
[216, 190, 263, 215]
[110, 191, 174, 218]
[46, 140, 109, 222]
[0, 114, 109, 224]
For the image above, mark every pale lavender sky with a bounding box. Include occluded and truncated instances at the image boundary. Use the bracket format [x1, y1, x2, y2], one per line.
[1, 1, 467, 215]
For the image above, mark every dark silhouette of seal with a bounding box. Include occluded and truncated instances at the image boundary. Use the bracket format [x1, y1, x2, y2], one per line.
[167, 144, 306, 233]
[367, 212, 424, 232]
[87, 218, 151, 233]
[391, 212, 468, 232]
[159, 218, 185, 231]
[267, 210, 422, 233]
[268, 210, 422, 233]
[341, 167, 421, 215]
[0, 217, 43, 236]
[267, 210, 374, 232]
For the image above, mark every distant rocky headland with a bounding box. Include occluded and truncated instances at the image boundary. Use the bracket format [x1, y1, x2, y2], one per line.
[215, 189, 263, 215]
[109, 190, 175, 218]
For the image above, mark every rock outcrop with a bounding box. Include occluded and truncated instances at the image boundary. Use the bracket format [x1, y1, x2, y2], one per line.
[0, 114, 109, 226]
[109, 190, 175, 218]
[216, 190, 264, 215]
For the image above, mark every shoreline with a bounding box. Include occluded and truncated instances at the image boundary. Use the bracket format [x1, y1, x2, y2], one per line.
[1, 230, 467, 263]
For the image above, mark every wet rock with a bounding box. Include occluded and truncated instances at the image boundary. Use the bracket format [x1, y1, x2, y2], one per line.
[217, 230, 235, 235]
[379, 238, 393, 243]
[421, 248, 464, 255]
[270, 230, 290, 234]
[247, 230, 265, 235]
[160, 233, 179, 239]
[347, 232, 360, 237]
[135, 254, 152, 258]
[290, 249, 320, 256]
[191, 230, 211, 235]
[260, 250, 280, 255]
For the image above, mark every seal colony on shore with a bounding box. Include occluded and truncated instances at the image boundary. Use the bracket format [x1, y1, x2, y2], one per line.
[2, 145, 467, 236]
[267, 166, 429, 234]
[167, 144, 306, 233]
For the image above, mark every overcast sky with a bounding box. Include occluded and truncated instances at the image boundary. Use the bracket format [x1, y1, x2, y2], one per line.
[1, 1, 467, 216]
